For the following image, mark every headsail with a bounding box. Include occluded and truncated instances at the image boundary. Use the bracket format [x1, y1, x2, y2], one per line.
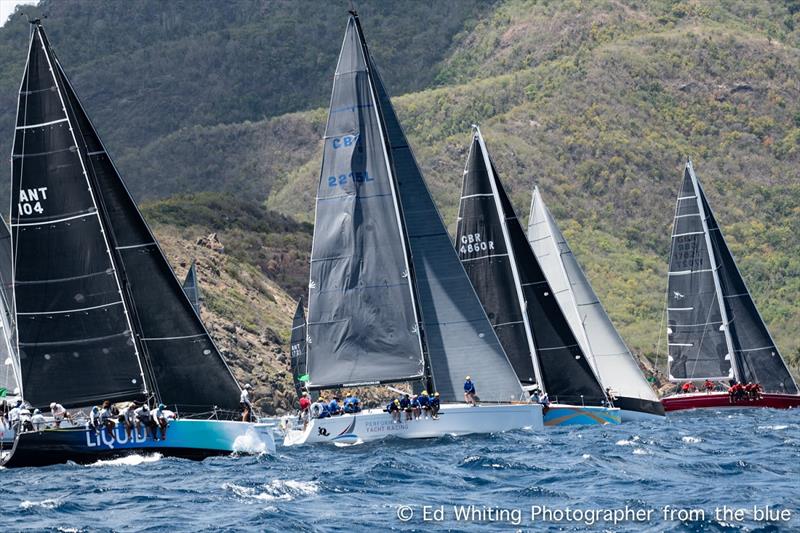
[11, 24, 146, 408]
[52, 40, 241, 414]
[306, 15, 425, 389]
[182, 260, 202, 315]
[666, 163, 733, 382]
[289, 297, 307, 396]
[0, 218, 20, 397]
[698, 169, 798, 394]
[456, 128, 607, 405]
[528, 187, 661, 411]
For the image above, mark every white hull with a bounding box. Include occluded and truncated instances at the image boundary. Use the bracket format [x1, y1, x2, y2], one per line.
[283, 403, 542, 446]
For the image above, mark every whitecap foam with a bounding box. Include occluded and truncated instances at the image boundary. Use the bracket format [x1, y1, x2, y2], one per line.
[758, 425, 788, 431]
[581, 454, 591, 459]
[20, 498, 62, 510]
[89, 453, 162, 467]
[232, 428, 270, 454]
[616, 436, 640, 446]
[632, 448, 650, 455]
[223, 480, 319, 502]
[681, 436, 701, 444]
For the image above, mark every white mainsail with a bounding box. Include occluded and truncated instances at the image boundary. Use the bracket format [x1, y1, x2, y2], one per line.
[527, 187, 659, 407]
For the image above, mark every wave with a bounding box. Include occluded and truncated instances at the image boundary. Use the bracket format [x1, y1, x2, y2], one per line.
[615, 436, 640, 446]
[89, 453, 163, 467]
[681, 436, 702, 444]
[20, 498, 62, 510]
[232, 428, 272, 454]
[223, 480, 319, 502]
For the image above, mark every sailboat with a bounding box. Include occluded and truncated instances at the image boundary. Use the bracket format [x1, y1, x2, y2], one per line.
[289, 297, 308, 398]
[455, 127, 620, 426]
[528, 188, 664, 420]
[283, 13, 542, 446]
[0, 218, 21, 445]
[660, 161, 799, 411]
[2, 21, 274, 467]
[182, 260, 202, 315]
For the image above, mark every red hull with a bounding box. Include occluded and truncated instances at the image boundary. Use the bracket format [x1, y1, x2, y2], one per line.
[661, 392, 800, 412]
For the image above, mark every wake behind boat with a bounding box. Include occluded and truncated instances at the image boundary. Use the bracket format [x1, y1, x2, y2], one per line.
[283, 12, 542, 446]
[2, 21, 274, 467]
[660, 162, 799, 412]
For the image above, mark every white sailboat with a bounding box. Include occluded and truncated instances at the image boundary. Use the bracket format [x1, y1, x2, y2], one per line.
[527, 187, 664, 420]
[283, 12, 542, 446]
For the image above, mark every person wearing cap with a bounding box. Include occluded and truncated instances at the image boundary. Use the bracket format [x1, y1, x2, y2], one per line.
[121, 403, 137, 439]
[49, 402, 72, 428]
[240, 383, 253, 422]
[18, 406, 33, 432]
[134, 403, 155, 439]
[152, 403, 168, 440]
[8, 399, 22, 432]
[387, 398, 401, 423]
[464, 376, 477, 406]
[328, 396, 342, 416]
[351, 395, 361, 414]
[99, 400, 116, 440]
[418, 391, 432, 418]
[31, 408, 47, 431]
[430, 392, 441, 419]
[89, 405, 101, 431]
[399, 394, 412, 421]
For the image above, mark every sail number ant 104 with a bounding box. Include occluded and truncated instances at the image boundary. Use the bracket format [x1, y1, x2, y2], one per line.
[459, 232, 494, 254]
[18, 187, 48, 216]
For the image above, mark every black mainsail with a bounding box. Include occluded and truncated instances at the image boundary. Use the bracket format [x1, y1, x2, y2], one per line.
[306, 14, 524, 403]
[289, 297, 307, 396]
[667, 162, 797, 394]
[182, 260, 202, 315]
[456, 128, 608, 405]
[11, 22, 241, 413]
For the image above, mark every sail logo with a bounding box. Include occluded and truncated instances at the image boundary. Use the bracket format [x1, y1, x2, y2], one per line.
[673, 291, 685, 300]
[331, 135, 359, 149]
[459, 233, 494, 256]
[18, 187, 48, 216]
[327, 171, 374, 188]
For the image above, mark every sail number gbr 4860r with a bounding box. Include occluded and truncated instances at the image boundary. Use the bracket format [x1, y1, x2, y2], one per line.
[18, 187, 48, 216]
[459, 232, 495, 255]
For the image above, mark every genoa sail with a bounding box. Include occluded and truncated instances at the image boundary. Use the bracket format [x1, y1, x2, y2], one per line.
[306, 15, 425, 389]
[182, 260, 202, 315]
[0, 218, 20, 397]
[528, 187, 662, 413]
[11, 25, 146, 408]
[289, 297, 307, 396]
[456, 128, 607, 405]
[666, 164, 733, 382]
[697, 170, 798, 394]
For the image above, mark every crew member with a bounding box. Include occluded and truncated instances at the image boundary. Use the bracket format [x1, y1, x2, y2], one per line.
[328, 396, 342, 416]
[387, 399, 401, 423]
[99, 400, 116, 440]
[399, 394, 412, 421]
[121, 403, 137, 438]
[8, 399, 22, 431]
[135, 403, 155, 438]
[703, 379, 715, 393]
[89, 405, 101, 431]
[240, 383, 253, 423]
[430, 392, 441, 419]
[464, 376, 477, 406]
[50, 402, 73, 428]
[418, 391, 431, 419]
[153, 403, 168, 440]
[30, 408, 46, 431]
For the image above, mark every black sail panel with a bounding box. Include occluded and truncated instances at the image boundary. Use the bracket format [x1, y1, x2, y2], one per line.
[12, 26, 145, 408]
[700, 184, 798, 394]
[367, 53, 525, 402]
[289, 297, 307, 396]
[455, 137, 537, 384]
[53, 54, 242, 414]
[489, 153, 606, 404]
[306, 16, 425, 388]
[666, 167, 731, 381]
[182, 261, 202, 315]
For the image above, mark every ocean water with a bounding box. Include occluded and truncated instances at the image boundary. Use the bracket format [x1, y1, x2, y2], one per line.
[1, 408, 798, 532]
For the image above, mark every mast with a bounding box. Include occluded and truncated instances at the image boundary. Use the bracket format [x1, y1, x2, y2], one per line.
[474, 127, 545, 391]
[687, 161, 738, 381]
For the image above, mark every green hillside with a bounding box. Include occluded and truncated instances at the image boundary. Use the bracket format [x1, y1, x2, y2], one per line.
[1, 0, 798, 381]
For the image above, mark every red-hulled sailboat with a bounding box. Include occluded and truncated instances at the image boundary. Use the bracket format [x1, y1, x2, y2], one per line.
[660, 162, 799, 412]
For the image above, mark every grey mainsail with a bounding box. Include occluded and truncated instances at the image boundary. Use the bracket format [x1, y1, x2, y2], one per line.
[306, 14, 525, 403]
[698, 170, 798, 394]
[456, 128, 607, 405]
[666, 163, 733, 382]
[306, 15, 425, 389]
[182, 260, 202, 315]
[528, 187, 663, 414]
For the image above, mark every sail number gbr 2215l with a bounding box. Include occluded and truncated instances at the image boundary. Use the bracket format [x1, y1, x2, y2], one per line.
[18, 187, 48, 216]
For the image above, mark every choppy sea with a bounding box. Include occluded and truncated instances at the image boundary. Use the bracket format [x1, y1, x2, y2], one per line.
[1, 408, 798, 532]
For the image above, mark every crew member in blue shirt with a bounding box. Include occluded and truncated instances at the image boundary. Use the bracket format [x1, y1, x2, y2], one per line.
[328, 396, 342, 416]
[387, 399, 401, 423]
[399, 394, 412, 421]
[343, 394, 354, 414]
[430, 392, 441, 419]
[418, 391, 431, 418]
[464, 376, 477, 406]
[410, 394, 421, 419]
[350, 396, 361, 413]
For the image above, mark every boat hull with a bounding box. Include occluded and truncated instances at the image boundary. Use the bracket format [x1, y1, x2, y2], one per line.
[615, 396, 666, 421]
[543, 404, 621, 426]
[283, 403, 542, 446]
[2, 419, 276, 468]
[661, 392, 800, 412]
